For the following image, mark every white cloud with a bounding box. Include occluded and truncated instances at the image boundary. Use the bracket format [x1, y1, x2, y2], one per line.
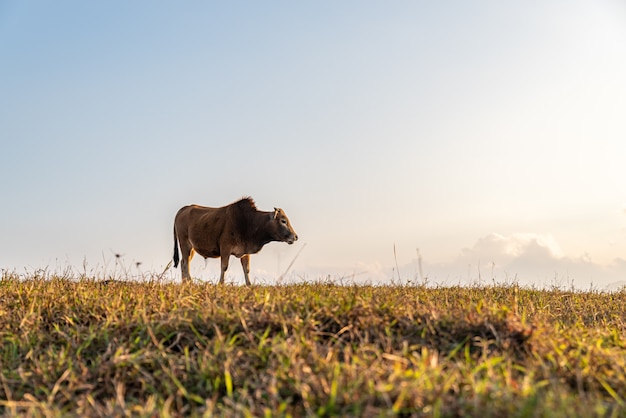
[460, 233, 564, 260]
[413, 233, 626, 290]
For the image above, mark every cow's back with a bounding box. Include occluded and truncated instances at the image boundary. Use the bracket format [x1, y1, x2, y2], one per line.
[175, 205, 231, 256]
[174, 197, 262, 260]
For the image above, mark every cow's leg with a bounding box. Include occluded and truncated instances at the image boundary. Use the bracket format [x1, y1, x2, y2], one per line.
[180, 243, 194, 284]
[219, 253, 230, 285]
[240, 254, 251, 286]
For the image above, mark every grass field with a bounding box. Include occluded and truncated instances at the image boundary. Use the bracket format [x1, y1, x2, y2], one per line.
[1, 273, 625, 417]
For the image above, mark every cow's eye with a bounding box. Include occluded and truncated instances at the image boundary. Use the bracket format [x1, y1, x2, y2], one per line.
[281, 219, 287, 225]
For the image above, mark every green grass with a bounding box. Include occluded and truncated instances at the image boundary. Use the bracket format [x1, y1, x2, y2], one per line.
[1, 273, 625, 417]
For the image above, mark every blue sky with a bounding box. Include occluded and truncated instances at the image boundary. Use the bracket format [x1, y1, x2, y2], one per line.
[2, 1, 626, 287]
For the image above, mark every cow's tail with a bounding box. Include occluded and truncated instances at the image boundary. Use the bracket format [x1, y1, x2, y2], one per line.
[173, 225, 180, 268]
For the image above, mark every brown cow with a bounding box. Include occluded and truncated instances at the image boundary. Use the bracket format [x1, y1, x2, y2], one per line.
[173, 197, 298, 284]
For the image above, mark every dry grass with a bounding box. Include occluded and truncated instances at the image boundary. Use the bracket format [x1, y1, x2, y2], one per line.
[1, 273, 625, 417]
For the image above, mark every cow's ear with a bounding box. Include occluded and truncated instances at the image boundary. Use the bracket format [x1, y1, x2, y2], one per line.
[273, 208, 279, 219]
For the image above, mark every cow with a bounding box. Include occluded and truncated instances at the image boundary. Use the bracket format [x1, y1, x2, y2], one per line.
[173, 197, 298, 284]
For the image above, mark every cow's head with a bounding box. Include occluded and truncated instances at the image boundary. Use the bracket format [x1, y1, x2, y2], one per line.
[271, 207, 298, 244]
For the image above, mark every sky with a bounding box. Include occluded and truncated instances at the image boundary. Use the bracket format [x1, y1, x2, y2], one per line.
[2, 1, 626, 289]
